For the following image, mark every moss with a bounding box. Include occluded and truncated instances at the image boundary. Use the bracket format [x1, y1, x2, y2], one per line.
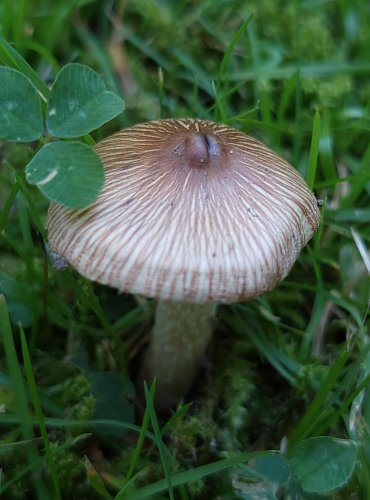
[52, 450, 101, 500]
[62, 373, 96, 424]
[294, 14, 334, 61]
[208, 338, 256, 446]
[302, 74, 353, 108]
[62, 373, 92, 405]
[0, 434, 32, 499]
[94, 334, 129, 374]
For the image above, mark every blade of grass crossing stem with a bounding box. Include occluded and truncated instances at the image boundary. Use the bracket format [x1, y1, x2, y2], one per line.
[306, 109, 321, 189]
[123, 382, 156, 485]
[0, 36, 50, 100]
[0, 295, 48, 498]
[115, 382, 164, 498]
[144, 382, 175, 500]
[289, 345, 350, 450]
[20, 325, 62, 500]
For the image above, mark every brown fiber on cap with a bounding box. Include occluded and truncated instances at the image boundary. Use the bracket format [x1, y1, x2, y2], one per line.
[47, 119, 320, 303]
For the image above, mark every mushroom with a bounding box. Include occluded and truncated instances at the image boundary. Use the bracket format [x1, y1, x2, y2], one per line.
[47, 119, 320, 409]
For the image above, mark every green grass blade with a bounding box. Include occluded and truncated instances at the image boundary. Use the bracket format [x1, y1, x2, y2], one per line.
[226, 307, 302, 385]
[0, 180, 20, 233]
[314, 374, 370, 437]
[75, 27, 122, 97]
[225, 61, 370, 82]
[324, 289, 365, 333]
[359, 447, 370, 497]
[9, 165, 47, 238]
[313, 201, 326, 253]
[85, 456, 113, 499]
[277, 72, 298, 122]
[14, 41, 60, 72]
[6, 0, 27, 45]
[292, 72, 303, 166]
[319, 115, 337, 182]
[0, 414, 155, 440]
[246, 19, 261, 104]
[340, 144, 370, 208]
[216, 14, 253, 85]
[127, 451, 263, 499]
[299, 288, 325, 357]
[123, 382, 156, 486]
[306, 109, 321, 189]
[351, 227, 370, 274]
[214, 14, 253, 120]
[20, 326, 62, 500]
[0, 295, 48, 498]
[288, 345, 351, 450]
[143, 381, 175, 500]
[16, 190, 35, 276]
[0, 433, 90, 496]
[0, 36, 50, 100]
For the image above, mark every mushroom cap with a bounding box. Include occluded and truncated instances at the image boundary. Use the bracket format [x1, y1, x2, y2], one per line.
[47, 119, 320, 303]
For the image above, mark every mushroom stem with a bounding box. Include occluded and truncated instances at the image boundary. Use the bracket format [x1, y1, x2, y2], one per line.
[139, 300, 215, 409]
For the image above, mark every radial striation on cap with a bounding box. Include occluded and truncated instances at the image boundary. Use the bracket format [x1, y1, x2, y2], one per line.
[47, 119, 321, 303]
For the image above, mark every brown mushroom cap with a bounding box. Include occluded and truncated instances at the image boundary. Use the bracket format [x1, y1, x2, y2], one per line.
[47, 119, 320, 303]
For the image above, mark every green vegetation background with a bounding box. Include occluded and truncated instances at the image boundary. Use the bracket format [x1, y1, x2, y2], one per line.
[0, 0, 369, 498]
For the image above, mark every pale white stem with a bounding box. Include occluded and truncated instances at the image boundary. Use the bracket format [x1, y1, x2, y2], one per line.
[139, 300, 215, 409]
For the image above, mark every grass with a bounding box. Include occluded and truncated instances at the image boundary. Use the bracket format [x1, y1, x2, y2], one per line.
[1, 0, 370, 498]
